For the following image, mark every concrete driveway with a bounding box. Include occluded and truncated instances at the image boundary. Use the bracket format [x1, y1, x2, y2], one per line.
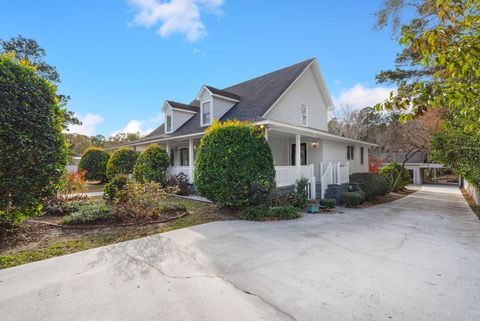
[1, 185, 479, 321]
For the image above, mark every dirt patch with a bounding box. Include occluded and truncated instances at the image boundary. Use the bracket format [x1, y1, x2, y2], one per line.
[358, 188, 417, 208]
[461, 187, 480, 219]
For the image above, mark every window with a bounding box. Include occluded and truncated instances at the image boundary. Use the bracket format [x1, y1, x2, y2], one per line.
[360, 147, 364, 164]
[347, 146, 355, 160]
[179, 148, 189, 166]
[201, 101, 211, 126]
[291, 143, 307, 165]
[170, 149, 175, 166]
[301, 104, 307, 126]
[166, 114, 172, 133]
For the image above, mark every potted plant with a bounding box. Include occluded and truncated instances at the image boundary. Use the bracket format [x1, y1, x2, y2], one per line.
[306, 199, 320, 213]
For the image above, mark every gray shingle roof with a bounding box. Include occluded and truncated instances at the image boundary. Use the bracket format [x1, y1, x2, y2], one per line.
[204, 86, 240, 101]
[166, 101, 198, 113]
[371, 151, 428, 164]
[143, 58, 314, 139]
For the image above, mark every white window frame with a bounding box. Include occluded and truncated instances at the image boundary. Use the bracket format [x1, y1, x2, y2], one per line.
[347, 145, 355, 160]
[301, 104, 307, 126]
[201, 100, 212, 126]
[165, 113, 173, 133]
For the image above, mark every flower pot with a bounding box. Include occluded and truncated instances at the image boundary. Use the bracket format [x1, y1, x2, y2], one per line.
[306, 204, 320, 213]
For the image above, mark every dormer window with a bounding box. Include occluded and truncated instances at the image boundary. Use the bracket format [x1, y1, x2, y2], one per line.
[201, 101, 211, 126]
[166, 114, 172, 133]
[301, 104, 307, 126]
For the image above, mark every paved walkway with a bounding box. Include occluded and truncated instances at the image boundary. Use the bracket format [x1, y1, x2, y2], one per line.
[1, 185, 479, 321]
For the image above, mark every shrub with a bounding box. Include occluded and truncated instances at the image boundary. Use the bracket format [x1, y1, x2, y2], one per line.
[294, 178, 309, 208]
[106, 148, 138, 180]
[60, 170, 86, 197]
[357, 190, 366, 203]
[166, 173, 190, 196]
[319, 199, 336, 208]
[78, 147, 110, 182]
[194, 120, 275, 207]
[240, 205, 301, 221]
[349, 173, 390, 200]
[61, 200, 113, 225]
[0, 53, 68, 224]
[340, 192, 363, 207]
[133, 144, 170, 184]
[42, 195, 87, 216]
[103, 174, 129, 202]
[114, 182, 178, 220]
[379, 163, 412, 192]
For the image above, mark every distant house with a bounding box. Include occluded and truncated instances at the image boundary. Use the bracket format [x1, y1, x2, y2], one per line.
[371, 151, 458, 185]
[110, 58, 375, 198]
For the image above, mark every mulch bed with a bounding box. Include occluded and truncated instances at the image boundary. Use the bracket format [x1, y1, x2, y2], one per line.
[460, 187, 480, 219]
[357, 188, 417, 208]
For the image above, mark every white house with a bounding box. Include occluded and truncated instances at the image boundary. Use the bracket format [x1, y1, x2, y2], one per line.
[110, 58, 375, 199]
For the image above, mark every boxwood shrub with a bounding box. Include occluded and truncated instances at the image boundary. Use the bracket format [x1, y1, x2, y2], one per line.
[78, 147, 110, 182]
[133, 144, 170, 184]
[340, 192, 363, 207]
[240, 205, 301, 221]
[319, 198, 336, 208]
[194, 120, 275, 207]
[349, 173, 390, 200]
[106, 148, 138, 179]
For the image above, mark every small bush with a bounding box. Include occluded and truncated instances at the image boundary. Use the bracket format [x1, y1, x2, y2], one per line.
[294, 178, 309, 208]
[349, 173, 390, 200]
[340, 192, 363, 207]
[166, 173, 190, 196]
[379, 163, 412, 192]
[114, 182, 179, 220]
[240, 205, 301, 221]
[133, 144, 170, 184]
[78, 147, 110, 182]
[104, 174, 129, 202]
[60, 170, 86, 197]
[357, 190, 366, 203]
[194, 120, 275, 207]
[106, 148, 138, 179]
[319, 199, 336, 208]
[61, 200, 113, 225]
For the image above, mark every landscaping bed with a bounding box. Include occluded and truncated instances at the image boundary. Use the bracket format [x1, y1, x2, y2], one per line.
[357, 188, 417, 208]
[461, 187, 480, 219]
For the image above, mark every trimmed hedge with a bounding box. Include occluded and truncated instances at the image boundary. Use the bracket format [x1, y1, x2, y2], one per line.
[78, 147, 110, 182]
[133, 144, 170, 184]
[340, 192, 362, 207]
[106, 148, 138, 179]
[319, 199, 336, 208]
[349, 173, 390, 200]
[194, 121, 275, 207]
[240, 205, 301, 221]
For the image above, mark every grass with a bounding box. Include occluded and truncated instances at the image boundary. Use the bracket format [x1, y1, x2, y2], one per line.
[0, 197, 224, 270]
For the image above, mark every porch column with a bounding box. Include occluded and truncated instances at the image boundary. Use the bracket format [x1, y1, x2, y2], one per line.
[264, 125, 268, 141]
[165, 142, 170, 155]
[188, 138, 194, 183]
[295, 133, 301, 178]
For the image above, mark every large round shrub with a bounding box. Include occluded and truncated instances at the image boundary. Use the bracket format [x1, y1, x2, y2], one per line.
[106, 148, 138, 179]
[379, 163, 412, 191]
[194, 121, 276, 207]
[78, 147, 110, 182]
[133, 144, 170, 183]
[350, 173, 390, 200]
[0, 53, 68, 224]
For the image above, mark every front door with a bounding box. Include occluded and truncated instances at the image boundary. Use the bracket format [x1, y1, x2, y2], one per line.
[291, 143, 307, 165]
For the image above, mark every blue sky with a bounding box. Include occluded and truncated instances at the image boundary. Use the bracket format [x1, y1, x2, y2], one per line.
[1, 0, 401, 136]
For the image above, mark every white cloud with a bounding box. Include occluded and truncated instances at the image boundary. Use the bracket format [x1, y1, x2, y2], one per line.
[66, 113, 104, 136]
[334, 84, 394, 110]
[128, 0, 224, 42]
[112, 113, 164, 136]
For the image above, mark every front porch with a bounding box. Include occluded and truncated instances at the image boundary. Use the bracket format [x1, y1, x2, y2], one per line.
[157, 124, 350, 200]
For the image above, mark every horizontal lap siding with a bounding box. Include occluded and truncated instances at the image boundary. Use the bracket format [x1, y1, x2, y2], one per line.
[322, 139, 369, 174]
[266, 67, 328, 131]
[213, 97, 235, 120]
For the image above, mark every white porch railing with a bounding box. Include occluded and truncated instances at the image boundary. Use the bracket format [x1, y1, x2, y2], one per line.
[320, 162, 349, 198]
[275, 165, 316, 199]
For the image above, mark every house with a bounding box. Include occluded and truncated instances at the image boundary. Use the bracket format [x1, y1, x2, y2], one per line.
[110, 58, 375, 199]
[372, 151, 458, 185]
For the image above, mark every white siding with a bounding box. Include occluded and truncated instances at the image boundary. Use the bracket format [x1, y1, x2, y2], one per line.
[322, 139, 369, 174]
[212, 97, 235, 120]
[164, 105, 195, 133]
[268, 136, 289, 166]
[266, 66, 329, 131]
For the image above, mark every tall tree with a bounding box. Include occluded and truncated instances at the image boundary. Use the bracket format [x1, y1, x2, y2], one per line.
[0, 35, 79, 127]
